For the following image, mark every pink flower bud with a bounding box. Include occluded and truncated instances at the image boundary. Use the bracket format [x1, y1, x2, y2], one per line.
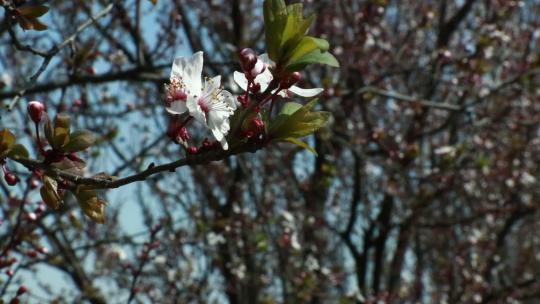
[187, 146, 198, 154]
[4, 172, 19, 186]
[35, 203, 46, 214]
[29, 178, 40, 189]
[26, 212, 37, 221]
[27, 101, 45, 123]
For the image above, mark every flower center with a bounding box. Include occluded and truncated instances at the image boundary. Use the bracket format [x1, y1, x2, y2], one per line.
[172, 89, 187, 101]
[198, 97, 210, 114]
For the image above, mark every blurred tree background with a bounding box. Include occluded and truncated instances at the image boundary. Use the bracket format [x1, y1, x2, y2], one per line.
[1, 0, 540, 303]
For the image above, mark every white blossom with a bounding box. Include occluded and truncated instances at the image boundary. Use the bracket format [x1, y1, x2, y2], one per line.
[166, 52, 237, 149]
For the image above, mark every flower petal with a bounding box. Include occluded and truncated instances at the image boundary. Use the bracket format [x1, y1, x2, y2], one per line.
[259, 53, 274, 66]
[208, 113, 229, 150]
[254, 69, 273, 92]
[171, 51, 203, 96]
[204, 75, 221, 97]
[186, 96, 206, 124]
[233, 71, 249, 92]
[220, 90, 237, 111]
[288, 86, 324, 97]
[165, 100, 188, 115]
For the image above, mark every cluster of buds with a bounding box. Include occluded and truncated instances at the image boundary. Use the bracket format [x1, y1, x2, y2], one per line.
[166, 120, 190, 144]
[242, 116, 265, 139]
[9, 285, 28, 304]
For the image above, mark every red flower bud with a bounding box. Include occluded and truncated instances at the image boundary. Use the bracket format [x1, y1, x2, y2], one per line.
[243, 130, 256, 139]
[4, 172, 19, 186]
[202, 138, 212, 148]
[27, 101, 45, 123]
[25, 250, 37, 258]
[280, 72, 302, 89]
[167, 121, 190, 143]
[250, 83, 261, 94]
[239, 48, 257, 72]
[290, 72, 302, 83]
[237, 95, 248, 108]
[85, 66, 96, 75]
[252, 117, 265, 130]
[187, 146, 198, 154]
[16, 286, 27, 296]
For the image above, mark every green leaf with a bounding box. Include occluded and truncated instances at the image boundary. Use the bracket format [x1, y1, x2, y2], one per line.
[281, 4, 312, 47]
[285, 49, 340, 71]
[264, 0, 288, 62]
[0, 129, 16, 157]
[269, 99, 331, 140]
[283, 137, 317, 156]
[18, 5, 49, 18]
[74, 188, 107, 224]
[53, 126, 70, 149]
[46, 114, 71, 150]
[286, 36, 329, 63]
[280, 102, 303, 115]
[40, 176, 62, 209]
[62, 130, 96, 153]
[55, 114, 71, 129]
[7, 144, 29, 159]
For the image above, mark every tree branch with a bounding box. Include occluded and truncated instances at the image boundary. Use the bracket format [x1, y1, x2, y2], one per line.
[12, 141, 264, 190]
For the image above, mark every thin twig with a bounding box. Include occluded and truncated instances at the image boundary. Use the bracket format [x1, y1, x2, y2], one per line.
[6, 3, 114, 111]
[356, 86, 462, 111]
